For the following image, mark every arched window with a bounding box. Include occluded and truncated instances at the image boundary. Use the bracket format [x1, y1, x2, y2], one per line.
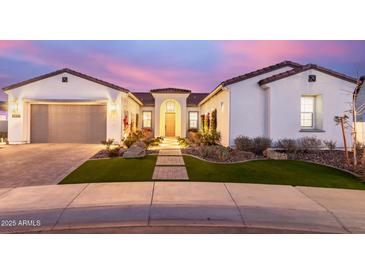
[166, 101, 176, 113]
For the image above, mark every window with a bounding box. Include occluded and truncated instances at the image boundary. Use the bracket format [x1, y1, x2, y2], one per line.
[301, 96, 315, 128]
[142, 111, 152, 128]
[189, 111, 198, 129]
[62, 76, 68, 83]
[166, 101, 175, 112]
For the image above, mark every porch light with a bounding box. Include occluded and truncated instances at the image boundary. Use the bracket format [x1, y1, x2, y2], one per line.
[10, 100, 19, 114]
[110, 102, 117, 113]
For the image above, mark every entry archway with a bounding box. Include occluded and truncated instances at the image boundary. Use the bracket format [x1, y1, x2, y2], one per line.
[159, 99, 181, 137]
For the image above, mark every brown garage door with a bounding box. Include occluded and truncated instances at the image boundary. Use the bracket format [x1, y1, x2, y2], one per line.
[31, 104, 107, 143]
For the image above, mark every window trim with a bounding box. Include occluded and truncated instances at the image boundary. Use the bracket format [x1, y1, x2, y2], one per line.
[188, 111, 199, 130]
[142, 111, 152, 129]
[300, 96, 316, 129]
[166, 101, 176, 113]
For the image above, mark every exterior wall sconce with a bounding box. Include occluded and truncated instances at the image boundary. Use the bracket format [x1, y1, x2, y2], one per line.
[10, 100, 20, 118]
[110, 102, 117, 113]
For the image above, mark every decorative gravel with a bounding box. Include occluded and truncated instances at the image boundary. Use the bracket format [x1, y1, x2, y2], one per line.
[288, 150, 363, 174]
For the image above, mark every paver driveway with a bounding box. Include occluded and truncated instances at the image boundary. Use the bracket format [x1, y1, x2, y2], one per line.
[0, 144, 102, 188]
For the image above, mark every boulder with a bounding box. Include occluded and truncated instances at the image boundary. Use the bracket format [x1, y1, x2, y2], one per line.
[134, 140, 147, 149]
[123, 145, 146, 158]
[118, 148, 127, 156]
[263, 149, 288, 160]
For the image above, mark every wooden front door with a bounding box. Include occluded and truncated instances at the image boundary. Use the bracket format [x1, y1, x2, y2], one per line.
[165, 113, 176, 137]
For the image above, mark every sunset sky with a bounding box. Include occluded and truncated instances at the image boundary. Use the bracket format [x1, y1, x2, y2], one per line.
[1, 40, 365, 101]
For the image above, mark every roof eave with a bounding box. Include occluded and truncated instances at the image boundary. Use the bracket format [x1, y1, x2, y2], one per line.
[198, 84, 223, 106]
[128, 92, 143, 105]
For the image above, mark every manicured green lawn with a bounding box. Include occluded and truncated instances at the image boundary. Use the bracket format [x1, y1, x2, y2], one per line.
[183, 156, 365, 190]
[60, 155, 157, 184]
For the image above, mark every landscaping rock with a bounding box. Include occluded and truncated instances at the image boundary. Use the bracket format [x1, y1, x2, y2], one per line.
[263, 149, 288, 160]
[135, 140, 147, 149]
[118, 148, 127, 156]
[123, 145, 146, 158]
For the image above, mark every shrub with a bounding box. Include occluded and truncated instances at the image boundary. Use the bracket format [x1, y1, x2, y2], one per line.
[356, 142, 365, 151]
[123, 134, 137, 148]
[108, 147, 120, 157]
[252, 137, 272, 155]
[177, 137, 189, 147]
[101, 138, 114, 150]
[324, 140, 336, 150]
[200, 131, 221, 146]
[187, 131, 201, 145]
[234, 136, 253, 152]
[198, 145, 231, 161]
[297, 137, 322, 151]
[275, 138, 298, 153]
[142, 128, 153, 139]
[149, 137, 164, 147]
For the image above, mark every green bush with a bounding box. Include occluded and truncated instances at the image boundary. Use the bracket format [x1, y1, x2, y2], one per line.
[275, 138, 298, 153]
[177, 137, 189, 147]
[200, 131, 221, 146]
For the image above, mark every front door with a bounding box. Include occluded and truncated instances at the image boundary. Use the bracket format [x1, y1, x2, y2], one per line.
[165, 113, 176, 137]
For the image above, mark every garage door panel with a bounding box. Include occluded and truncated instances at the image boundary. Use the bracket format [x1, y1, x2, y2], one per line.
[31, 104, 106, 143]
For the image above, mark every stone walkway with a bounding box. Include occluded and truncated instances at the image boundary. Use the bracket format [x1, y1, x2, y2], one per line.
[152, 138, 189, 180]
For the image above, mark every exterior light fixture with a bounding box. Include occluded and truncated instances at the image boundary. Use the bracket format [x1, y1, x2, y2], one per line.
[110, 102, 117, 112]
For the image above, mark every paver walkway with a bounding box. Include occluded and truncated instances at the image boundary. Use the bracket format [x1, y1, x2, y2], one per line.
[1, 182, 365, 233]
[152, 138, 189, 180]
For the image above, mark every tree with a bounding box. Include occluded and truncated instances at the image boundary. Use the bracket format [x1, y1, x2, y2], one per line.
[334, 115, 350, 166]
[210, 109, 217, 133]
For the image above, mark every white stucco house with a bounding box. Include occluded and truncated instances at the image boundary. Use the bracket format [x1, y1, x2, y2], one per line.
[2, 60, 357, 148]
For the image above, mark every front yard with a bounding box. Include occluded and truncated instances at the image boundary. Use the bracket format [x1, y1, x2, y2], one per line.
[60, 154, 365, 190]
[183, 156, 364, 190]
[60, 155, 157, 184]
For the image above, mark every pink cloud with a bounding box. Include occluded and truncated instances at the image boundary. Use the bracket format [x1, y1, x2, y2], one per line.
[83, 52, 207, 91]
[219, 41, 348, 69]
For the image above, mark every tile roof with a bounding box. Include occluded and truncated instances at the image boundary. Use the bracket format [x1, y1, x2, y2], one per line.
[221, 60, 302, 87]
[132, 92, 208, 106]
[132, 92, 155, 106]
[258, 64, 357, 86]
[187, 93, 208, 106]
[2, 68, 130, 92]
[150, 88, 191, 94]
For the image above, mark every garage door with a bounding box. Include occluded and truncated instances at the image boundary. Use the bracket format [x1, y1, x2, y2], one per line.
[31, 104, 107, 143]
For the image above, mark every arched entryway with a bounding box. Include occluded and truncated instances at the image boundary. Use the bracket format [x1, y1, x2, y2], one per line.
[159, 99, 181, 137]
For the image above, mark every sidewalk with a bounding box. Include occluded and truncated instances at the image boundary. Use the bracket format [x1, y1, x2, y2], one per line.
[0, 182, 364, 233]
